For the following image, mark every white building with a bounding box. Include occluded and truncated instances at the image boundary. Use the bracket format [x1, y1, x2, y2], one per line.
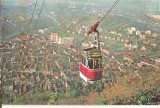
[145, 30, 151, 35]
[50, 33, 59, 42]
[140, 35, 146, 39]
[110, 31, 117, 35]
[128, 27, 136, 35]
[141, 45, 146, 51]
[131, 27, 136, 31]
[151, 33, 158, 39]
[78, 28, 82, 34]
[118, 33, 122, 36]
[82, 42, 90, 47]
[136, 30, 141, 36]
[59, 37, 74, 45]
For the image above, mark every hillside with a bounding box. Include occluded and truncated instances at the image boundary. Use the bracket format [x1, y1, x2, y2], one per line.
[11, 69, 160, 105]
[86, 70, 160, 105]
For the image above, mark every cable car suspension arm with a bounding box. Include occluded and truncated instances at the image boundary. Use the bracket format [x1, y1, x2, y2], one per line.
[86, 0, 120, 36]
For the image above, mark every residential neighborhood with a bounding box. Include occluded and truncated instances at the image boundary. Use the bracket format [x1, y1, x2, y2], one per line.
[1, 0, 160, 105]
[1, 23, 160, 104]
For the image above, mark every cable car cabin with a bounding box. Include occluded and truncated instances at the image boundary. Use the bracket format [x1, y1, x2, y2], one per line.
[79, 47, 102, 82]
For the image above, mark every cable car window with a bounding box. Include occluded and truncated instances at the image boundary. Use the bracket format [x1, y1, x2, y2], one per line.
[82, 56, 84, 64]
[93, 58, 102, 69]
[82, 55, 84, 65]
[99, 58, 102, 68]
[93, 59, 99, 69]
[85, 57, 88, 67]
[88, 58, 93, 69]
[83, 57, 85, 66]
[82, 55, 84, 64]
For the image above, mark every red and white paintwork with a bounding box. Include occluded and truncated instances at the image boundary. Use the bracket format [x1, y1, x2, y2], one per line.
[79, 63, 102, 82]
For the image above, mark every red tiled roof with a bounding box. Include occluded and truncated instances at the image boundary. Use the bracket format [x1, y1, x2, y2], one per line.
[53, 84, 58, 92]
[20, 35, 29, 41]
[53, 72, 59, 79]
[135, 64, 142, 68]
[112, 64, 120, 69]
[45, 56, 49, 62]
[61, 71, 67, 78]
[28, 77, 35, 83]
[55, 61, 61, 69]
[16, 77, 20, 81]
[123, 54, 133, 60]
[23, 84, 27, 93]
[103, 49, 110, 55]
[29, 48, 33, 51]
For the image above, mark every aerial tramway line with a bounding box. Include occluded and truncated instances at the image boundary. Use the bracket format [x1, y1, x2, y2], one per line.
[79, 0, 120, 83]
[24, 0, 46, 36]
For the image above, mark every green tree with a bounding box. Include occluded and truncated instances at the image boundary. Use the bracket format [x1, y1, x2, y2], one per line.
[48, 92, 59, 104]
[66, 90, 78, 98]
[2, 67, 9, 74]
[93, 94, 106, 105]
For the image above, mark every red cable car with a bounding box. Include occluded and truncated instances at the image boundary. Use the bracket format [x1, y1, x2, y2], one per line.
[79, 47, 103, 82]
[79, 21, 103, 83]
[78, 0, 120, 82]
